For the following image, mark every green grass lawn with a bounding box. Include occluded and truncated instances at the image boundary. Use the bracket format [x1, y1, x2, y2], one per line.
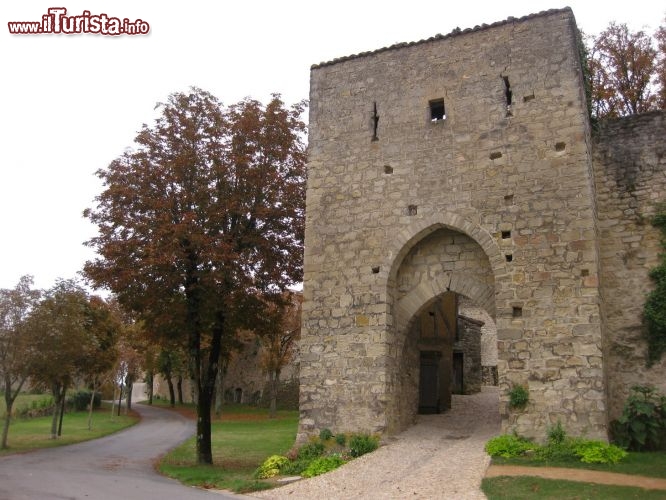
[491, 451, 666, 479]
[0, 404, 139, 455]
[158, 405, 298, 493]
[0, 393, 53, 419]
[482, 476, 666, 499]
[485, 451, 666, 498]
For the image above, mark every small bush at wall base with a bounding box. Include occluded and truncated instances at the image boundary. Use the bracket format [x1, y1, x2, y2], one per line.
[348, 434, 379, 458]
[610, 385, 666, 451]
[297, 441, 325, 460]
[319, 428, 333, 441]
[508, 385, 529, 409]
[485, 434, 537, 458]
[547, 420, 566, 445]
[335, 433, 346, 446]
[254, 455, 290, 479]
[574, 440, 627, 464]
[302, 454, 346, 478]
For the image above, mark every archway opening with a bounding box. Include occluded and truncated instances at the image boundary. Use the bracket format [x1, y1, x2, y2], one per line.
[388, 225, 500, 433]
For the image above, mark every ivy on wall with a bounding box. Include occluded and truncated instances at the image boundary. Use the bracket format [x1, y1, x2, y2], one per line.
[644, 203, 666, 366]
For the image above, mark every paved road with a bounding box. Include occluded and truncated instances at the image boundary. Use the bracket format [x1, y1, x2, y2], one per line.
[0, 403, 243, 500]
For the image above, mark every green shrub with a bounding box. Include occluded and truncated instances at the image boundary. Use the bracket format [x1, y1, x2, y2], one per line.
[280, 458, 311, 475]
[574, 440, 627, 464]
[643, 203, 666, 366]
[611, 385, 666, 451]
[319, 428, 333, 441]
[301, 454, 346, 478]
[508, 385, 529, 409]
[348, 433, 379, 458]
[68, 391, 101, 412]
[297, 441, 325, 460]
[547, 420, 567, 445]
[335, 433, 346, 446]
[254, 455, 290, 479]
[485, 434, 537, 458]
[535, 439, 580, 462]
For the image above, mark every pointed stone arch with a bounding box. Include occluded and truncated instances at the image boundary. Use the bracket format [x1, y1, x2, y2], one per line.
[395, 272, 495, 334]
[386, 213, 507, 284]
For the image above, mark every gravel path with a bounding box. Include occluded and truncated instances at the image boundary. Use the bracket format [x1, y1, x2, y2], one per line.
[252, 386, 500, 500]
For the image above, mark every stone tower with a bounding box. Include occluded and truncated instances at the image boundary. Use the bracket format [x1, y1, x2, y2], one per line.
[300, 7, 610, 441]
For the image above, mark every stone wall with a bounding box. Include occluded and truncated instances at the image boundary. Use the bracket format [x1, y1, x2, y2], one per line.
[593, 111, 666, 420]
[456, 315, 483, 394]
[301, 7, 607, 442]
[460, 296, 498, 385]
[153, 333, 299, 409]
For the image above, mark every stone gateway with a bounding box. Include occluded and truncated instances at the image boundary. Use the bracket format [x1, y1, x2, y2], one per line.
[299, 7, 666, 442]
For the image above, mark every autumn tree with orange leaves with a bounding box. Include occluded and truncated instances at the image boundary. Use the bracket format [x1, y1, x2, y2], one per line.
[258, 292, 302, 418]
[588, 20, 665, 118]
[84, 88, 306, 464]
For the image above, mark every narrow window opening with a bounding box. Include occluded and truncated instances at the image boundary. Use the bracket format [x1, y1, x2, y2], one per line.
[505, 254, 513, 262]
[429, 99, 446, 121]
[371, 102, 379, 141]
[512, 307, 523, 318]
[501, 230, 511, 239]
[407, 205, 418, 216]
[502, 75, 513, 116]
[490, 151, 503, 160]
[384, 165, 393, 174]
[523, 93, 535, 103]
[371, 266, 380, 274]
[504, 194, 514, 205]
[555, 141, 566, 151]
[581, 269, 589, 277]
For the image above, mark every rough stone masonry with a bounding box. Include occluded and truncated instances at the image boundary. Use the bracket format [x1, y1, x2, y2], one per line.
[299, 7, 666, 442]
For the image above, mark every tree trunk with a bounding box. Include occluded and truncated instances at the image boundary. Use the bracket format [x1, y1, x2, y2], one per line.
[269, 369, 280, 419]
[87, 379, 96, 431]
[51, 382, 64, 439]
[166, 376, 175, 407]
[194, 311, 224, 464]
[190, 378, 198, 405]
[57, 383, 67, 437]
[2, 376, 26, 449]
[177, 375, 183, 404]
[125, 376, 133, 412]
[146, 371, 154, 405]
[214, 357, 225, 418]
[117, 384, 123, 417]
[110, 385, 116, 420]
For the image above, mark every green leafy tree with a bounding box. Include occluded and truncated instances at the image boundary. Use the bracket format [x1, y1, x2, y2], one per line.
[25, 280, 90, 439]
[157, 346, 186, 407]
[0, 275, 40, 449]
[80, 296, 121, 429]
[84, 88, 306, 464]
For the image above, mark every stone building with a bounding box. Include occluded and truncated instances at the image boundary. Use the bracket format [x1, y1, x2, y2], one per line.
[299, 7, 666, 442]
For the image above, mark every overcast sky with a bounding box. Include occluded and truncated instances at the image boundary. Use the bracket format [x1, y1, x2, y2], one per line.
[1, 1, 664, 292]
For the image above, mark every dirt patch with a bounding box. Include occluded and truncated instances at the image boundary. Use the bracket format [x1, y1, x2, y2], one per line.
[486, 465, 666, 490]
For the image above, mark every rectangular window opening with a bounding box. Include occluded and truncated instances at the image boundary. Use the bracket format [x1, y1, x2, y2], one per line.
[429, 99, 446, 122]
